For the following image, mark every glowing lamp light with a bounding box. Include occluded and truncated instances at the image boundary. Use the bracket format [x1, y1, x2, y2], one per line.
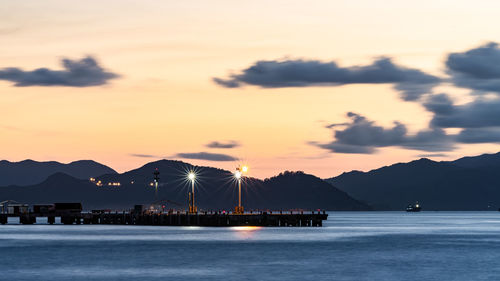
[235, 170, 242, 179]
[188, 172, 196, 181]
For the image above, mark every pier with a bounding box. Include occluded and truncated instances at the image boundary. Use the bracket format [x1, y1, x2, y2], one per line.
[0, 210, 328, 227]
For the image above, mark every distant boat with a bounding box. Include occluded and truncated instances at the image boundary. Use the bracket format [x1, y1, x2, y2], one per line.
[406, 202, 422, 212]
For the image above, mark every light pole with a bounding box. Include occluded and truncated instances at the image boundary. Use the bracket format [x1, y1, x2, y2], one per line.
[153, 168, 160, 199]
[188, 172, 197, 213]
[234, 165, 248, 214]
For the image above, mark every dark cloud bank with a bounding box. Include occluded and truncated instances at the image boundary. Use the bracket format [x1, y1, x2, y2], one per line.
[130, 152, 238, 162]
[130, 154, 159, 158]
[215, 42, 500, 154]
[205, 140, 240, 149]
[0, 56, 118, 87]
[424, 94, 500, 129]
[175, 152, 237, 162]
[214, 57, 440, 101]
[446, 42, 500, 94]
[313, 112, 453, 154]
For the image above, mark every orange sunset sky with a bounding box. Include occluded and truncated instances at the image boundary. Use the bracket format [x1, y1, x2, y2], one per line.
[2, 0, 500, 178]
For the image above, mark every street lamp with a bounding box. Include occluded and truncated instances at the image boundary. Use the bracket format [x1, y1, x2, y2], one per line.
[234, 165, 248, 214]
[188, 171, 197, 213]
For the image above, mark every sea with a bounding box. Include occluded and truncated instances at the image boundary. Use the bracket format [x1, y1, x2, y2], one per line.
[1, 212, 499, 281]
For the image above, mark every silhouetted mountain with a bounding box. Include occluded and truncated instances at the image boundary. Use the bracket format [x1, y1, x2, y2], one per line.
[448, 152, 500, 170]
[327, 153, 500, 210]
[0, 159, 117, 186]
[261, 171, 369, 210]
[0, 159, 370, 211]
[0, 173, 160, 210]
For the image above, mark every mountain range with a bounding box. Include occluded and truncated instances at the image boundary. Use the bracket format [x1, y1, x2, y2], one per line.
[0, 159, 117, 186]
[3, 151, 500, 211]
[327, 152, 500, 210]
[0, 159, 369, 211]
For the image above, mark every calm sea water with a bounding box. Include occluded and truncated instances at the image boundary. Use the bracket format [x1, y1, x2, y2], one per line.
[1, 212, 500, 281]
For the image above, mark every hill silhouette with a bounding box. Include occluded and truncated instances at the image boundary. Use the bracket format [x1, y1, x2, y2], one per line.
[0, 159, 117, 186]
[327, 152, 500, 210]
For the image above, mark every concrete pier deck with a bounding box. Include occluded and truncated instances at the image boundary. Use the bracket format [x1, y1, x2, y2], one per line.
[0, 211, 328, 227]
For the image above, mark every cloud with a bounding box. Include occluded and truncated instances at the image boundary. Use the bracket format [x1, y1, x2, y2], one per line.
[175, 152, 237, 161]
[456, 128, 500, 143]
[311, 141, 375, 154]
[424, 94, 500, 129]
[129, 153, 160, 158]
[422, 93, 454, 115]
[402, 127, 453, 152]
[213, 78, 240, 88]
[416, 153, 448, 158]
[332, 112, 407, 147]
[446, 42, 500, 94]
[0, 56, 119, 87]
[311, 112, 454, 154]
[214, 41, 500, 101]
[214, 57, 440, 101]
[421, 93, 500, 143]
[316, 92, 500, 152]
[213, 42, 500, 151]
[324, 122, 349, 129]
[205, 140, 240, 149]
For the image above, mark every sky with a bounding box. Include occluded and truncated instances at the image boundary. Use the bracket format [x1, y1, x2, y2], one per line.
[2, 0, 500, 178]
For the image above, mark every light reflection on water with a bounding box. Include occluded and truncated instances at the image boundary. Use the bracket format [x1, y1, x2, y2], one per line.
[1, 212, 500, 281]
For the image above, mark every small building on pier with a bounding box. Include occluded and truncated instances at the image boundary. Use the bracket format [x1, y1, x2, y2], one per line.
[0, 200, 29, 215]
